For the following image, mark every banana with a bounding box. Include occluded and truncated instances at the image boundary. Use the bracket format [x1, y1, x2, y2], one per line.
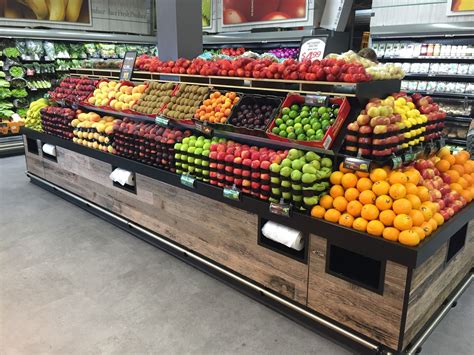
[46, 0, 68, 21]
[16, 0, 49, 20]
[65, 0, 82, 22]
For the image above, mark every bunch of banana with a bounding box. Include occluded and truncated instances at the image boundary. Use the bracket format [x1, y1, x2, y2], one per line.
[25, 98, 49, 132]
[16, 0, 83, 22]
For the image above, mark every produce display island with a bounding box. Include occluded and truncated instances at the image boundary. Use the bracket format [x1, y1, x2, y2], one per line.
[22, 72, 473, 354]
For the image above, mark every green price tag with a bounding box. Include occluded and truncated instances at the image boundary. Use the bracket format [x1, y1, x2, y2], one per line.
[155, 116, 169, 127]
[269, 202, 291, 217]
[391, 156, 402, 169]
[223, 186, 240, 201]
[180, 174, 195, 188]
[404, 152, 415, 163]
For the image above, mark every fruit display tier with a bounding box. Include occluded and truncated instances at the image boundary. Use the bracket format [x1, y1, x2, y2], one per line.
[22, 125, 474, 354]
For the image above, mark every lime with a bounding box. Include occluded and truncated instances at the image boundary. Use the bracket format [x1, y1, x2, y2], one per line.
[321, 119, 329, 127]
[279, 123, 287, 131]
[297, 134, 306, 141]
[311, 112, 319, 119]
[286, 126, 295, 133]
[306, 129, 315, 137]
[294, 123, 302, 130]
[275, 118, 283, 126]
[287, 132, 296, 140]
[315, 131, 324, 140]
[282, 107, 290, 115]
[295, 128, 304, 135]
[301, 117, 310, 125]
[321, 112, 330, 121]
[272, 127, 280, 134]
[303, 124, 312, 131]
[330, 118, 335, 124]
[290, 104, 300, 111]
[300, 111, 309, 118]
[286, 119, 294, 127]
[279, 130, 288, 138]
[282, 114, 290, 121]
[302, 105, 310, 111]
[311, 106, 318, 113]
[312, 121, 321, 130]
[309, 135, 317, 141]
[289, 110, 298, 119]
[318, 106, 327, 115]
[294, 116, 302, 123]
[316, 129, 324, 136]
[334, 108, 339, 115]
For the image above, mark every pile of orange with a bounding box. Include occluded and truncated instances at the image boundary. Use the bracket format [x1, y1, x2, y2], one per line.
[435, 148, 474, 203]
[311, 162, 447, 247]
[194, 91, 239, 123]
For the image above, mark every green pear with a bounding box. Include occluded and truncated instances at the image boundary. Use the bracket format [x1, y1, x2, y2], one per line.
[302, 164, 317, 174]
[280, 166, 292, 177]
[302, 173, 317, 184]
[281, 158, 292, 168]
[321, 157, 333, 168]
[270, 163, 281, 173]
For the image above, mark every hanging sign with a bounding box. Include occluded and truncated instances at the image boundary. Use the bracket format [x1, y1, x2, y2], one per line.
[299, 37, 327, 62]
[120, 51, 137, 81]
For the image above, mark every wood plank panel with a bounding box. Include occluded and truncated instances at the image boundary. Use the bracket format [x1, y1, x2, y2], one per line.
[40, 150, 309, 304]
[23, 136, 44, 178]
[307, 234, 408, 350]
[403, 225, 474, 348]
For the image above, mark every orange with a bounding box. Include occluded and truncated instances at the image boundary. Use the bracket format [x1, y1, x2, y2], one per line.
[382, 166, 392, 174]
[389, 183, 407, 200]
[333, 196, 348, 213]
[339, 162, 353, 174]
[421, 201, 438, 214]
[319, 195, 334, 209]
[461, 190, 472, 203]
[411, 227, 426, 241]
[409, 210, 425, 227]
[435, 160, 450, 173]
[356, 177, 373, 192]
[344, 188, 360, 202]
[433, 212, 444, 226]
[389, 171, 408, 185]
[361, 204, 379, 221]
[352, 217, 368, 232]
[421, 222, 432, 237]
[455, 151, 470, 165]
[420, 205, 433, 221]
[359, 190, 376, 205]
[330, 185, 344, 198]
[405, 169, 421, 185]
[370, 168, 388, 182]
[330, 171, 344, 185]
[324, 208, 341, 223]
[405, 182, 418, 195]
[463, 174, 473, 186]
[394, 214, 413, 231]
[464, 160, 474, 174]
[444, 154, 456, 166]
[338, 213, 354, 227]
[406, 194, 422, 210]
[428, 218, 438, 232]
[398, 229, 420, 246]
[437, 147, 451, 158]
[451, 164, 465, 175]
[457, 177, 468, 189]
[393, 198, 412, 215]
[417, 186, 430, 202]
[355, 171, 369, 178]
[383, 227, 400, 241]
[372, 180, 390, 196]
[367, 220, 384, 237]
[379, 210, 396, 226]
[450, 183, 463, 194]
[446, 169, 460, 183]
[347, 200, 363, 217]
[311, 205, 326, 218]
[376, 195, 393, 211]
[341, 173, 358, 189]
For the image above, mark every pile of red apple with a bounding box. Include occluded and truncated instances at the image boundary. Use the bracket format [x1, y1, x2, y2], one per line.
[413, 158, 466, 221]
[410, 93, 446, 141]
[50, 76, 98, 102]
[134, 54, 371, 83]
[209, 141, 288, 200]
[221, 47, 246, 56]
[40, 106, 76, 140]
[112, 118, 191, 171]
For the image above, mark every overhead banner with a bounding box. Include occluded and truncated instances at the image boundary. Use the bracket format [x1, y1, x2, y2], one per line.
[447, 0, 474, 16]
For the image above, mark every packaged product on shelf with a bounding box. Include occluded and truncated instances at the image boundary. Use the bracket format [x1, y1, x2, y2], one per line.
[400, 81, 409, 91]
[43, 41, 56, 59]
[455, 82, 467, 93]
[445, 82, 457, 93]
[436, 82, 448, 92]
[98, 43, 116, 59]
[457, 63, 469, 75]
[419, 63, 430, 74]
[426, 81, 437, 92]
[410, 63, 420, 73]
[466, 83, 474, 94]
[429, 62, 440, 74]
[417, 81, 428, 92]
[84, 43, 99, 58]
[468, 64, 474, 76]
[407, 81, 419, 91]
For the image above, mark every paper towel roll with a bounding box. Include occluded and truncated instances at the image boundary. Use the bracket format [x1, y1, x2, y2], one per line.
[261, 221, 304, 251]
[110, 168, 135, 186]
[42, 144, 56, 157]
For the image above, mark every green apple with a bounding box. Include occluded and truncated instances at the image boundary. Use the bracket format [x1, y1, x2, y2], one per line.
[280, 166, 292, 177]
[270, 163, 281, 173]
[281, 158, 292, 168]
[291, 170, 302, 181]
[281, 180, 291, 188]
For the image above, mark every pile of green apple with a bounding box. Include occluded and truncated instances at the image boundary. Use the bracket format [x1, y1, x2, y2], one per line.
[269, 148, 332, 209]
[174, 135, 218, 182]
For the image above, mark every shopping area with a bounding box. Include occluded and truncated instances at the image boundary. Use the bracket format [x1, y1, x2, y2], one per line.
[0, 1, 473, 354]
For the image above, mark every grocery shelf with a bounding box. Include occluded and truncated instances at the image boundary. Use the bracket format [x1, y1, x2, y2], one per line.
[404, 73, 474, 81]
[445, 116, 472, 123]
[405, 91, 474, 100]
[21, 127, 474, 268]
[380, 57, 474, 63]
[446, 138, 467, 146]
[203, 29, 314, 46]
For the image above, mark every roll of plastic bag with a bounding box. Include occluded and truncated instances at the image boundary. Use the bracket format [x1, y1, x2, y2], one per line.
[42, 143, 56, 157]
[261, 221, 304, 251]
[109, 168, 135, 186]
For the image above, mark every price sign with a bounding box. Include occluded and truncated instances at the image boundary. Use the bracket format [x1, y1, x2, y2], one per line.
[305, 95, 328, 106]
[223, 186, 240, 201]
[298, 37, 327, 62]
[120, 51, 137, 81]
[391, 156, 402, 169]
[269, 201, 291, 217]
[155, 116, 169, 127]
[404, 152, 415, 163]
[343, 157, 370, 172]
[180, 174, 195, 188]
[195, 121, 213, 136]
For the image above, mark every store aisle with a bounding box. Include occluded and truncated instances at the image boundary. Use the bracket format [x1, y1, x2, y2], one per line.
[1, 155, 473, 355]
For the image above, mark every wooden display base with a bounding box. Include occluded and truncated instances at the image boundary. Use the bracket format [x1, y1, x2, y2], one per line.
[23, 133, 473, 353]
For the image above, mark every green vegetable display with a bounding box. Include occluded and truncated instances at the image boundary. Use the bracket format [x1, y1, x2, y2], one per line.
[0, 88, 11, 99]
[11, 89, 28, 98]
[9, 66, 24, 78]
[0, 80, 10, 88]
[4, 48, 20, 58]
